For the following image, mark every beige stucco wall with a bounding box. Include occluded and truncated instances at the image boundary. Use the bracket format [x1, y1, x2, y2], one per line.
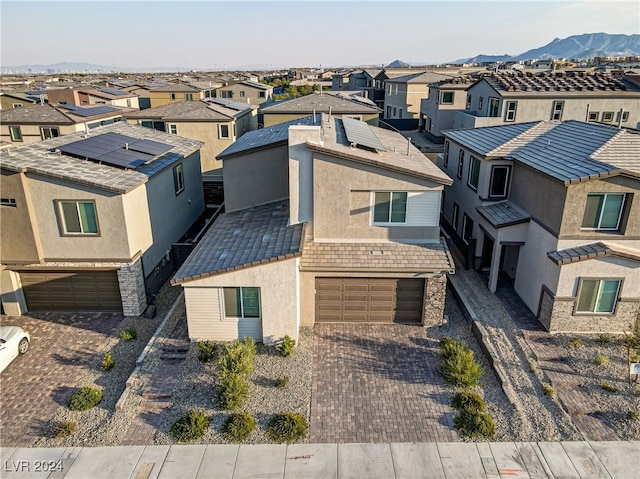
[384, 83, 429, 119]
[288, 126, 321, 231]
[264, 112, 379, 128]
[556, 255, 640, 299]
[182, 258, 299, 344]
[1, 124, 77, 145]
[421, 88, 468, 136]
[121, 185, 153, 262]
[216, 84, 273, 106]
[149, 91, 204, 108]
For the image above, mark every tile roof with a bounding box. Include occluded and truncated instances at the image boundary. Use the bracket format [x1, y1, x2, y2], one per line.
[171, 201, 304, 284]
[547, 242, 640, 265]
[124, 100, 243, 121]
[0, 122, 203, 194]
[149, 83, 201, 93]
[204, 98, 255, 112]
[300, 239, 454, 272]
[260, 92, 381, 114]
[484, 71, 640, 95]
[1, 103, 129, 125]
[444, 122, 540, 157]
[476, 201, 530, 228]
[384, 72, 453, 84]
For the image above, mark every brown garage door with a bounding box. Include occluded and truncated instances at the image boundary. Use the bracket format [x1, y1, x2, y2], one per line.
[315, 278, 424, 323]
[20, 271, 122, 312]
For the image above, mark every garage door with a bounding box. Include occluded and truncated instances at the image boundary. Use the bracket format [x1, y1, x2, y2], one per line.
[20, 271, 122, 312]
[315, 278, 424, 323]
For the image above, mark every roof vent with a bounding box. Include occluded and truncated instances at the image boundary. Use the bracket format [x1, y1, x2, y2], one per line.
[219, 252, 229, 260]
[262, 234, 271, 243]
[369, 250, 384, 255]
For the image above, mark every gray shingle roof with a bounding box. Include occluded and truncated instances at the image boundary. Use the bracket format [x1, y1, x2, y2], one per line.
[261, 92, 381, 114]
[300, 239, 454, 272]
[124, 100, 242, 121]
[171, 200, 304, 284]
[476, 201, 530, 228]
[0, 122, 203, 194]
[1, 103, 130, 125]
[444, 122, 540, 157]
[547, 242, 640, 265]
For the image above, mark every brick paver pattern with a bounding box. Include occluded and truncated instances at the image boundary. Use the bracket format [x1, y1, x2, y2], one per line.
[0, 312, 123, 446]
[311, 323, 458, 443]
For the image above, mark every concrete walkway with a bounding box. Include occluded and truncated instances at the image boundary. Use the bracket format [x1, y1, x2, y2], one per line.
[1, 441, 638, 478]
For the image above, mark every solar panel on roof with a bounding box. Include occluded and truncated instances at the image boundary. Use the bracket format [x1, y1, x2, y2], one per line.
[341, 117, 386, 152]
[129, 139, 174, 156]
[57, 104, 119, 117]
[98, 87, 128, 96]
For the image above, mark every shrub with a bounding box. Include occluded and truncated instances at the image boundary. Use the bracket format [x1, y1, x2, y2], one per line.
[120, 328, 137, 341]
[101, 352, 115, 371]
[570, 337, 582, 348]
[439, 337, 469, 360]
[543, 384, 555, 398]
[627, 410, 639, 421]
[266, 412, 308, 443]
[276, 335, 296, 357]
[450, 391, 486, 412]
[528, 361, 538, 372]
[596, 334, 610, 347]
[169, 410, 210, 442]
[439, 348, 483, 388]
[215, 374, 249, 411]
[197, 341, 218, 363]
[454, 410, 495, 439]
[599, 382, 619, 393]
[52, 421, 77, 438]
[275, 376, 290, 389]
[595, 354, 609, 366]
[68, 386, 103, 411]
[221, 413, 256, 442]
[217, 338, 256, 377]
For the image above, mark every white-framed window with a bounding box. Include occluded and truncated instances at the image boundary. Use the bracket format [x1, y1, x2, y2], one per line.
[11, 103, 23, 108]
[220, 91, 233, 99]
[393, 107, 397, 117]
[185, 93, 194, 101]
[9, 126, 22, 142]
[1, 198, 17, 207]
[173, 163, 185, 195]
[505, 101, 517, 122]
[126, 99, 131, 107]
[466, 95, 471, 110]
[40, 127, 60, 140]
[618, 111, 629, 122]
[170, 93, 176, 100]
[223, 287, 260, 318]
[443, 141, 449, 168]
[581, 193, 625, 231]
[169, 124, 178, 135]
[387, 84, 392, 95]
[588, 111, 599, 122]
[343, 115, 362, 120]
[576, 279, 621, 314]
[219, 124, 230, 139]
[441, 91, 454, 104]
[551, 101, 564, 120]
[478, 97, 484, 110]
[601, 111, 614, 123]
[398, 108, 403, 118]
[488, 98, 500, 117]
[394, 84, 398, 95]
[452, 203, 459, 231]
[57, 200, 99, 235]
[372, 191, 407, 224]
[239, 91, 245, 97]
[462, 213, 473, 244]
[457, 150, 464, 179]
[468, 156, 480, 191]
[489, 165, 511, 198]
[259, 91, 266, 98]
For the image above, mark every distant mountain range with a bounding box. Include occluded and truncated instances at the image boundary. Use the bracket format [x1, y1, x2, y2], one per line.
[0, 61, 192, 74]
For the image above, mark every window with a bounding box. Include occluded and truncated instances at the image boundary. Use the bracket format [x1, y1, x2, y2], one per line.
[441, 91, 454, 104]
[398, 108, 403, 118]
[576, 279, 620, 314]
[141, 120, 165, 131]
[219, 124, 230, 139]
[443, 141, 449, 168]
[220, 91, 233, 99]
[173, 163, 185, 195]
[259, 91, 266, 98]
[588, 111, 599, 122]
[618, 111, 629, 122]
[457, 151, 464, 179]
[467, 156, 480, 190]
[489, 165, 511, 198]
[478, 97, 483, 110]
[601, 111, 614, 123]
[168, 124, 178, 135]
[239, 91, 245, 97]
[440, 191, 445, 214]
[40, 127, 60, 140]
[488, 98, 500, 117]
[9, 126, 22, 142]
[393, 107, 397, 117]
[452, 203, 459, 231]
[58, 200, 99, 235]
[466, 95, 471, 110]
[12, 103, 23, 108]
[551, 101, 564, 120]
[386, 106, 392, 117]
[387, 84, 392, 95]
[185, 93, 194, 101]
[170, 93, 176, 100]
[373, 192, 407, 224]
[1, 198, 17, 207]
[223, 287, 260, 318]
[126, 99, 131, 107]
[394, 85, 398, 95]
[462, 213, 473, 244]
[581, 193, 625, 230]
[505, 101, 517, 122]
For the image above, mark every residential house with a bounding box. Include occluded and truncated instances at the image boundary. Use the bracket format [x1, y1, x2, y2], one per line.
[331, 71, 352, 91]
[383, 72, 452, 120]
[124, 99, 257, 182]
[0, 91, 38, 110]
[422, 71, 640, 141]
[47, 86, 140, 109]
[148, 83, 204, 108]
[0, 122, 204, 316]
[214, 81, 273, 106]
[1, 104, 134, 145]
[172, 114, 454, 343]
[419, 76, 475, 142]
[439, 120, 640, 332]
[260, 92, 381, 127]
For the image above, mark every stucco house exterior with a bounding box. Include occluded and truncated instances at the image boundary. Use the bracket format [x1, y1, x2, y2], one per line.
[148, 83, 204, 108]
[439, 120, 640, 332]
[0, 123, 204, 316]
[383, 72, 452, 120]
[172, 114, 454, 343]
[47, 86, 140, 109]
[214, 81, 273, 107]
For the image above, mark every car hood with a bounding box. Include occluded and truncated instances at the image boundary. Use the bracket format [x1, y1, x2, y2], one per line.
[0, 326, 29, 343]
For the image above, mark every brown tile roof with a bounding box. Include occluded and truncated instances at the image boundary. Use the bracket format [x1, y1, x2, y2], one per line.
[124, 100, 242, 121]
[300, 239, 454, 273]
[547, 242, 640, 265]
[484, 71, 640, 95]
[171, 201, 304, 284]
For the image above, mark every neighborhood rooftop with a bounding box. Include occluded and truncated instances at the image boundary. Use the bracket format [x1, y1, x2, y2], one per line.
[485, 70, 640, 94]
[124, 99, 248, 121]
[171, 200, 304, 284]
[0, 122, 203, 194]
[0, 103, 131, 124]
[260, 92, 381, 114]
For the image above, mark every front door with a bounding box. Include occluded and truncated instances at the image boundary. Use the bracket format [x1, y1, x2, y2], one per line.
[480, 234, 494, 271]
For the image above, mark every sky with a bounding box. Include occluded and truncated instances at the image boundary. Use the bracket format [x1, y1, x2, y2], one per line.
[1, 0, 638, 70]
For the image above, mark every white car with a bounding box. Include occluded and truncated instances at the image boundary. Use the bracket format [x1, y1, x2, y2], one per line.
[0, 326, 30, 373]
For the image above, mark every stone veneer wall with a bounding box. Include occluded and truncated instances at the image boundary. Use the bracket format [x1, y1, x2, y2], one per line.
[117, 258, 147, 316]
[423, 275, 447, 326]
[546, 297, 639, 333]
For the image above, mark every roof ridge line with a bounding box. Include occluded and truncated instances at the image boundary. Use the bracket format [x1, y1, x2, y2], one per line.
[487, 121, 551, 156]
[590, 127, 626, 161]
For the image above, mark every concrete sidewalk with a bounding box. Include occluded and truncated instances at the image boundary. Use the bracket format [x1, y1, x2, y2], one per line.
[1, 441, 638, 478]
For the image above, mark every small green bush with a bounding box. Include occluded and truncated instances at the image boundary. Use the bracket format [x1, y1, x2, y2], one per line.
[276, 335, 296, 357]
[275, 376, 290, 388]
[101, 352, 115, 371]
[52, 421, 77, 438]
[266, 412, 308, 443]
[439, 337, 469, 360]
[68, 386, 103, 411]
[450, 391, 486, 412]
[215, 374, 249, 411]
[169, 410, 210, 442]
[197, 341, 218, 363]
[627, 410, 639, 421]
[120, 328, 137, 341]
[221, 412, 256, 442]
[596, 334, 610, 347]
[543, 384, 555, 398]
[454, 410, 495, 439]
[528, 361, 538, 372]
[595, 354, 609, 366]
[599, 382, 619, 393]
[439, 348, 483, 388]
[217, 338, 256, 377]
[570, 337, 583, 348]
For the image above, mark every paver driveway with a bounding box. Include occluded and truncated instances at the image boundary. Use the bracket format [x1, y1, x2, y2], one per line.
[0, 312, 124, 446]
[311, 323, 458, 443]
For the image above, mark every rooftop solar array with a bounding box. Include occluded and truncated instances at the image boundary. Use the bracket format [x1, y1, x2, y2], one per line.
[58, 104, 120, 117]
[341, 117, 387, 152]
[55, 132, 173, 169]
[97, 86, 129, 96]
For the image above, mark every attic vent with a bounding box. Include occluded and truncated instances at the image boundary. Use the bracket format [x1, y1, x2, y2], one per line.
[262, 234, 271, 243]
[369, 250, 384, 255]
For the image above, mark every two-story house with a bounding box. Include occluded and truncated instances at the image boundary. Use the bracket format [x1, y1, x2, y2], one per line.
[439, 121, 639, 332]
[148, 83, 204, 108]
[172, 114, 454, 343]
[0, 123, 204, 316]
[422, 71, 640, 141]
[47, 87, 140, 109]
[383, 72, 452, 120]
[214, 81, 273, 107]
